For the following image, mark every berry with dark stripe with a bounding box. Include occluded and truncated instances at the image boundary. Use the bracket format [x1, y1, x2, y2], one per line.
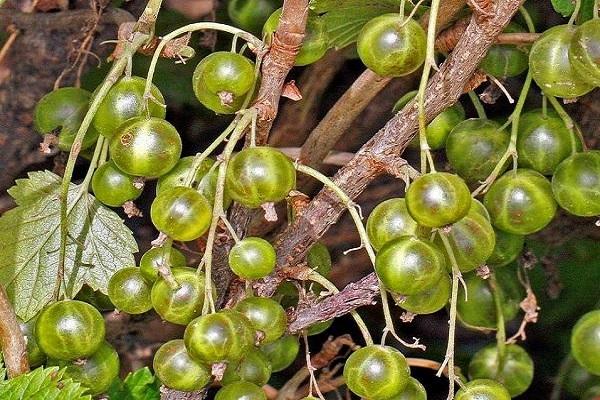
[108, 267, 152, 314]
[153, 339, 211, 392]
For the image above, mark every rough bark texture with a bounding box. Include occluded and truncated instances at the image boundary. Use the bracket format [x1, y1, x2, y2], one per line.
[257, 0, 526, 298]
[253, 0, 309, 143]
[0, 285, 28, 377]
[0, 8, 132, 192]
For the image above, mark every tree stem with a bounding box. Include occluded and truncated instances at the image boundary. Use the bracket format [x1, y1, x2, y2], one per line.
[0, 286, 29, 378]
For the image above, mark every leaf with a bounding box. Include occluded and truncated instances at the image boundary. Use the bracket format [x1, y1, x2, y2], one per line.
[0, 353, 6, 382]
[550, 0, 575, 16]
[309, 0, 403, 49]
[0, 366, 91, 400]
[578, 0, 597, 22]
[0, 171, 137, 321]
[106, 368, 160, 400]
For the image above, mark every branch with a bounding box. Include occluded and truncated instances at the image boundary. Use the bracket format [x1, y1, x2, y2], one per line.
[296, 0, 467, 177]
[0, 286, 29, 378]
[287, 273, 379, 333]
[257, 0, 525, 298]
[253, 0, 309, 144]
[0, 8, 133, 29]
[269, 50, 346, 147]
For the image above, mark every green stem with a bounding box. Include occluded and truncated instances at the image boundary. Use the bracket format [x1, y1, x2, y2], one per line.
[489, 273, 507, 373]
[547, 95, 587, 151]
[144, 23, 261, 101]
[78, 136, 106, 195]
[542, 94, 548, 118]
[158, 239, 180, 290]
[594, 0, 599, 19]
[473, 69, 533, 196]
[57, 32, 149, 300]
[201, 111, 255, 314]
[519, 5, 536, 33]
[98, 139, 110, 167]
[296, 164, 422, 350]
[308, 271, 374, 346]
[569, 0, 582, 25]
[184, 116, 241, 187]
[417, 0, 441, 174]
[399, 0, 406, 20]
[438, 231, 461, 400]
[468, 91, 487, 119]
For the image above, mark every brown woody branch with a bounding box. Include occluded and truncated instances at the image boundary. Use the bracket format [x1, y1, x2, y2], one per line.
[287, 273, 379, 333]
[0, 286, 29, 378]
[257, 0, 525, 301]
[253, 0, 310, 144]
[296, 0, 467, 180]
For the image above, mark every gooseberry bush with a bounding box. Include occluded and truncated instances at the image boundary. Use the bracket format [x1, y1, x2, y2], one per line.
[1, 0, 600, 399]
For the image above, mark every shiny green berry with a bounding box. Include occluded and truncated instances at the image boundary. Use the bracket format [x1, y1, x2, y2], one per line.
[184, 310, 255, 364]
[457, 271, 521, 330]
[455, 379, 511, 400]
[375, 236, 446, 295]
[226, 146, 296, 208]
[487, 229, 524, 267]
[35, 300, 105, 361]
[154, 339, 211, 392]
[91, 161, 143, 207]
[229, 237, 277, 280]
[343, 345, 410, 399]
[484, 169, 557, 235]
[468, 344, 534, 397]
[434, 207, 496, 273]
[552, 151, 600, 217]
[151, 267, 210, 325]
[108, 267, 152, 314]
[151, 186, 213, 242]
[193, 52, 257, 114]
[156, 156, 232, 208]
[49, 341, 119, 396]
[529, 25, 593, 99]
[139, 246, 187, 283]
[264, 9, 329, 66]
[394, 91, 465, 150]
[93, 76, 166, 138]
[109, 117, 181, 178]
[260, 335, 300, 372]
[571, 310, 600, 376]
[33, 87, 99, 151]
[357, 14, 426, 77]
[366, 198, 426, 251]
[235, 296, 287, 344]
[386, 377, 427, 400]
[480, 23, 529, 78]
[406, 172, 472, 228]
[446, 119, 510, 183]
[396, 273, 451, 315]
[222, 348, 272, 386]
[569, 19, 600, 86]
[215, 381, 266, 400]
[517, 109, 581, 175]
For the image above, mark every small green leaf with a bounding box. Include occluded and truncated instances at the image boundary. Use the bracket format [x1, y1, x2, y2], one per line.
[0, 171, 138, 321]
[106, 368, 160, 400]
[0, 366, 91, 400]
[309, 0, 403, 49]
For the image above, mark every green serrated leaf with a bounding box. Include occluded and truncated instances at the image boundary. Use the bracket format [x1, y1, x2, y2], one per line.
[309, 0, 402, 49]
[106, 368, 160, 400]
[0, 366, 92, 400]
[8, 171, 62, 207]
[551, 0, 575, 17]
[0, 171, 137, 321]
